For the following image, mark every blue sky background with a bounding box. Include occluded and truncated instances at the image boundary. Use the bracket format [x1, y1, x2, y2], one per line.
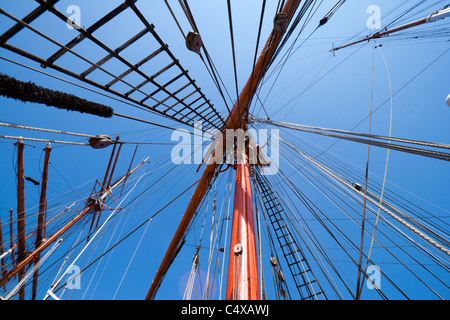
[0, 1, 449, 300]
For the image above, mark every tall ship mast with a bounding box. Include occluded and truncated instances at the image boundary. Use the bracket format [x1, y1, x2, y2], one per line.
[0, 0, 449, 302]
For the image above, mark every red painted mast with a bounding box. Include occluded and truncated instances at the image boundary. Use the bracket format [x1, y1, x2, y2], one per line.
[226, 145, 259, 299]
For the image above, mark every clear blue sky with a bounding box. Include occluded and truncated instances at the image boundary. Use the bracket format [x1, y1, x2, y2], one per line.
[0, 1, 449, 300]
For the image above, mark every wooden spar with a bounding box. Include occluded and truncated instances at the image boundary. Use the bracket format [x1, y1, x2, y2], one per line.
[332, 19, 427, 52]
[88, 135, 119, 237]
[16, 139, 26, 300]
[333, 7, 450, 52]
[0, 213, 4, 284]
[9, 209, 15, 271]
[144, 0, 302, 300]
[31, 142, 51, 300]
[226, 148, 259, 300]
[106, 141, 123, 190]
[0, 157, 148, 286]
[95, 139, 122, 228]
[119, 145, 138, 198]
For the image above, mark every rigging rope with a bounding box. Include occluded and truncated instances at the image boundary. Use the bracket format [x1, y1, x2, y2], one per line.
[285, 140, 450, 256]
[358, 45, 393, 298]
[0, 122, 95, 138]
[265, 126, 449, 298]
[252, 119, 450, 161]
[0, 135, 89, 146]
[356, 43, 375, 300]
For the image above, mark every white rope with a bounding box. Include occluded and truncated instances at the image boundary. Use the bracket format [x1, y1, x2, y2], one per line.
[0, 135, 89, 146]
[112, 218, 151, 300]
[0, 122, 95, 138]
[360, 45, 393, 294]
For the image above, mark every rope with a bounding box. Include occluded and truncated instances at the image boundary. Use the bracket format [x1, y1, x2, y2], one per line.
[319, 0, 346, 26]
[252, 119, 450, 150]
[356, 43, 375, 300]
[290, 144, 450, 257]
[252, 120, 450, 161]
[273, 130, 447, 298]
[0, 135, 89, 146]
[164, 0, 186, 39]
[358, 44, 393, 298]
[262, 124, 450, 298]
[0, 122, 95, 138]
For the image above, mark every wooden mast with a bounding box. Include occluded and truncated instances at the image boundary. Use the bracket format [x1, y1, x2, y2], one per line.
[16, 139, 26, 300]
[226, 144, 260, 299]
[145, 0, 302, 300]
[31, 142, 51, 300]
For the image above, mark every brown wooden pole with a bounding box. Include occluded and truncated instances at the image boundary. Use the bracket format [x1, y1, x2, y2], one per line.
[333, 18, 427, 52]
[16, 139, 26, 300]
[31, 142, 51, 300]
[95, 140, 122, 228]
[0, 213, 5, 287]
[9, 209, 15, 271]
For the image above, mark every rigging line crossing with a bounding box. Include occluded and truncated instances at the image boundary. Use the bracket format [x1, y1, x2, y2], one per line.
[253, 168, 326, 300]
[29, 158, 191, 297]
[284, 140, 450, 257]
[270, 128, 450, 264]
[356, 43, 375, 300]
[50, 177, 201, 297]
[277, 130, 450, 261]
[253, 119, 450, 150]
[266, 127, 450, 287]
[253, 120, 450, 161]
[276, 125, 450, 223]
[274, 145, 436, 299]
[358, 44, 393, 298]
[175, 0, 234, 123]
[266, 170, 348, 299]
[258, 0, 319, 109]
[266, 45, 450, 140]
[261, 143, 381, 299]
[44, 165, 148, 300]
[252, 181, 292, 300]
[204, 170, 231, 300]
[261, 0, 324, 110]
[250, 0, 312, 119]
